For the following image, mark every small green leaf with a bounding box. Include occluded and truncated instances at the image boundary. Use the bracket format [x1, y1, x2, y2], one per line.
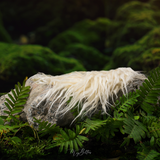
[18, 82, 22, 91]
[17, 94, 29, 99]
[0, 117, 4, 125]
[150, 136, 155, 147]
[59, 142, 64, 153]
[134, 116, 140, 120]
[76, 137, 83, 148]
[5, 98, 14, 107]
[11, 89, 17, 99]
[69, 140, 74, 153]
[68, 129, 76, 139]
[0, 116, 8, 120]
[64, 141, 69, 154]
[8, 94, 16, 103]
[15, 84, 20, 95]
[13, 106, 24, 110]
[9, 115, 19, 122]
[11, 136, 22, 144]
[3, 110, 10, 114]
[10, 109, 22, 114]
[60, 129, 69, 140]
[73, 139, 79, 151]
[4, 102, 12, 111]
[14, 101, 26, 107]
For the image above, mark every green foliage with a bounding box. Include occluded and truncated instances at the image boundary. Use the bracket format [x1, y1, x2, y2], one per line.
[83, 118, 108, 134]
[1, 67, 160, 159]
[0, 42, 85, 86]
[136, 142, 160, 160]
[0, 79, 30, 125]
[59, 43, 109, 70]
[33, 117, 60, 139]
[137, 66, 160, 114]
[46, 124, 89, 154]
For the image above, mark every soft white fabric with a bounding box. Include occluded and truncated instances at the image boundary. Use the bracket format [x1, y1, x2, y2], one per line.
[30, 68, 146, 123]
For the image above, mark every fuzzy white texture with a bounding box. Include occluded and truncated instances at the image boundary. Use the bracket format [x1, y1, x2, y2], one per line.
[30, 67, 146, 122]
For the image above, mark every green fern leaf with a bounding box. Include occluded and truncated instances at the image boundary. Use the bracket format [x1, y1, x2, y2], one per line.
[8, 94, 16, 103]
[4, 102, 12, 112]
[137, 67, 160, 114]
[1, 79, 30, 124]
[15, 84, 20, 95]
[68, 129, 76, 139]
[60, 129, 70, 140]
[11, 89, 17, 99]
[123, 113, 147, 143]
[5, 98, 14, 108]
[83, 118, 107, 134]
[137, 149, 160, 160]
[73, 139, 79, 151]
[114, 91, 139, 113]
[76, 137, 83, 148]
[51, 126, 89, 153]
[64, 141, 69, 154]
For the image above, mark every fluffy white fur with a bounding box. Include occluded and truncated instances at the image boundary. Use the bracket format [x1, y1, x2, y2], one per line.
[31, 67, 146, 122]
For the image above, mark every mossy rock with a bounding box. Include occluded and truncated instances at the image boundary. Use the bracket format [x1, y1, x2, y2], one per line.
[137, 27, 160, 47]
[109, 22, 154, 48]
[0, 12, 12, 43]
[59, 43, 109, 70]
[48, 18, 113, 53]
[129, 48, 160, 71]
[109, 1, 159, 48]
[48, 30, 85, 53]
[107, 27, 160, 71]
[103, 44, 146, 70]
[115, 1, 159, 24]
[0, 42, 85, 92]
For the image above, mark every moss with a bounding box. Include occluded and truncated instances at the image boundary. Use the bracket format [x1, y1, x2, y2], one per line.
[115, 1, 157, 23]
[108, 27, 160, 71]
[48, 18, 113, 53]
[48, 30, 85, 53]
[0, 42, 85, 85]
[137, 27, 160, 47]
[59, 43, 109, 70]
[129, 48, 160, 71]
[109, 22, 154, 48]
[112, 44, 146, 69]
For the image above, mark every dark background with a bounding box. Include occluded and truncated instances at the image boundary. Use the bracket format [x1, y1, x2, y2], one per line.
[0, 0, 159, 92]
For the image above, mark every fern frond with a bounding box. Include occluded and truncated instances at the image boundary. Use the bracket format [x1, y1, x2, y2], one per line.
[90, 117, 124, 142]
[33, 117, 60, 138]
[148, 121, 160, 139]
[137, 66, 160, 114]
[114, 91, 139, 113]
[123, 112, 147, 144]
[83, 118, 107, 134]
[0, 78, 30, 124]
[46, 125, 89, 154]
[137, 142, 160, 160]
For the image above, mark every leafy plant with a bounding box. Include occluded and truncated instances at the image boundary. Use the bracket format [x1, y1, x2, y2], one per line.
[46, 124, 89, 154]
[0, 78, 30, 125]
[0, 66, 160, 160]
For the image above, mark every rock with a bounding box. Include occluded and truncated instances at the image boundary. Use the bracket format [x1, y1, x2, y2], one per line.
[0, 69, 147, 129]
[0, 73, 75, 129]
